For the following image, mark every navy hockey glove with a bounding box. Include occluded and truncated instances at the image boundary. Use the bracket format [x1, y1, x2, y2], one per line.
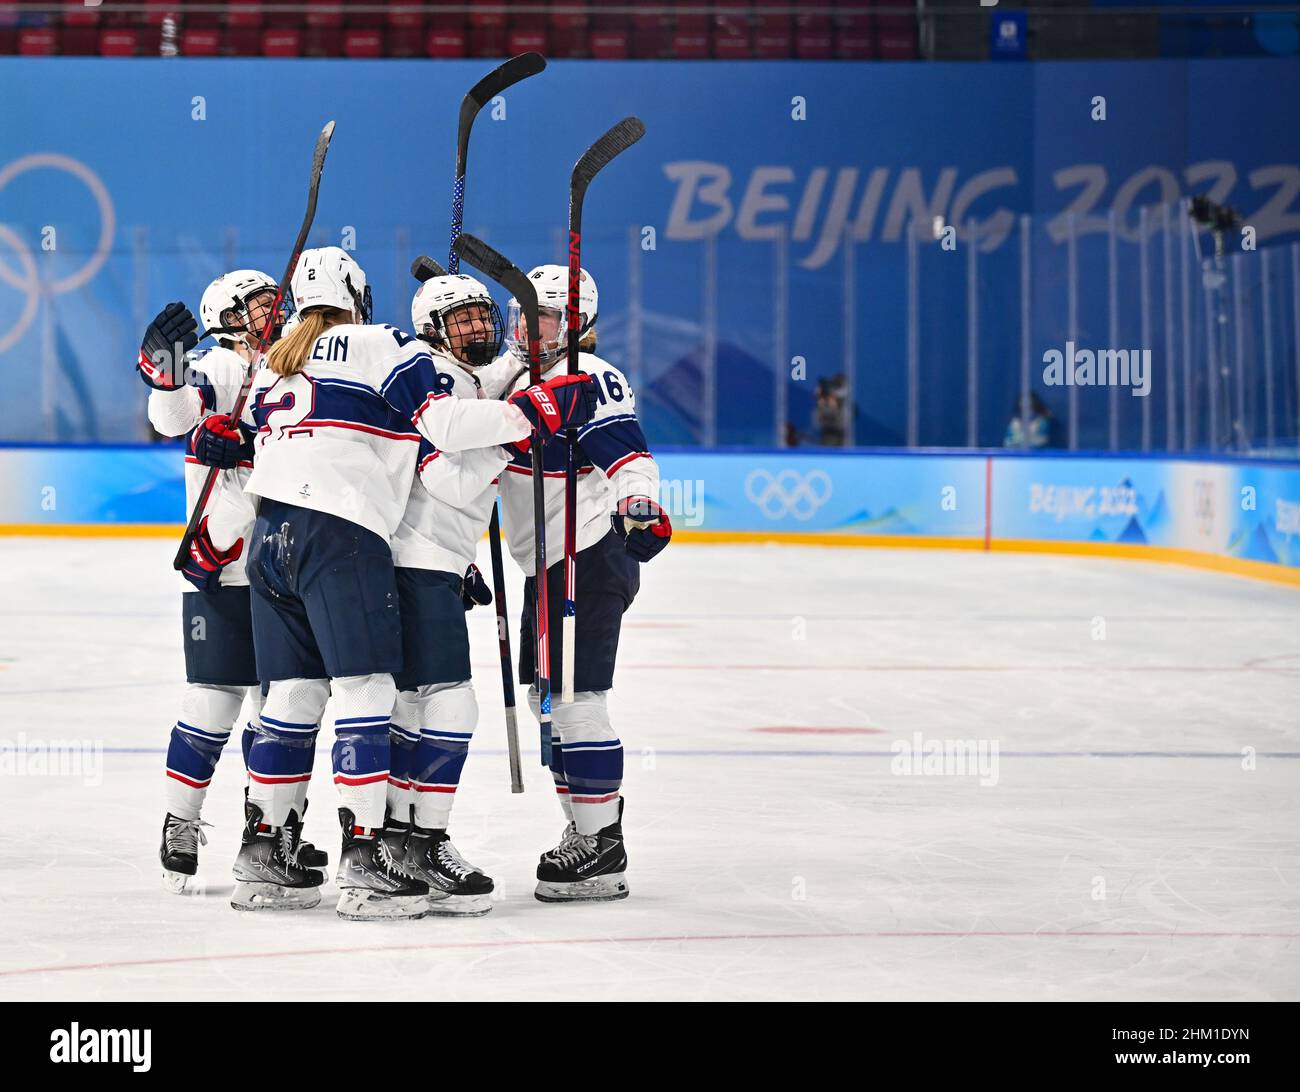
[461, 563, 492, 611]
[189, 413, 245, 469]
[507, 373, 598, 439]
[180, 516, 245, 594]
[138, 301, 198, 390]
[612, 497, 672, 562]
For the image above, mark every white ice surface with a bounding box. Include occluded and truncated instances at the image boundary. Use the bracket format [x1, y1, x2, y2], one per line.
[0, 536, 1297, 1001]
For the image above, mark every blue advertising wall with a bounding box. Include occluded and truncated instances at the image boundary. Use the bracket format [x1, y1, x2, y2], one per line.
[0, 57, 1298, 450]
[3, 443, 1298, 586]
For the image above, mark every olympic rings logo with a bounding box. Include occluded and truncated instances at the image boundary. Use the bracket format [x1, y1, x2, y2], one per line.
[744, 468, 833, 520]
[0, 153, 116, 353]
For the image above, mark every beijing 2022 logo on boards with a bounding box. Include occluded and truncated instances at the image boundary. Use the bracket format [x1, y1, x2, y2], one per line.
[744, 468, 833, 520]
[0, 154, 116, 354]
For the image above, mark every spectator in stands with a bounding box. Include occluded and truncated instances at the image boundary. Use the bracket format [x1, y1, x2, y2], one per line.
[1004, 391, 1057, 449]
[813, 375, 851, 446]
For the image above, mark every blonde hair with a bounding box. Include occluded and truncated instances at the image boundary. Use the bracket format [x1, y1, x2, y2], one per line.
[579, 327, 597, 353]
[266, 307, 350, 377]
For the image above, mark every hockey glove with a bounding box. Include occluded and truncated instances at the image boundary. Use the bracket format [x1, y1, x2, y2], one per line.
[461, 563, 492, 611]
[181, 516, 245, 594]
[189, 413, 245, 470]
[507, 373, 598, 440]
[138, 302, 198, 390]
[612, 496, 672, 562]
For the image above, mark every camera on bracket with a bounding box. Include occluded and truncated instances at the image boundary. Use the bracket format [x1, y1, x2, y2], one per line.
[1188, 195, 1241, 235]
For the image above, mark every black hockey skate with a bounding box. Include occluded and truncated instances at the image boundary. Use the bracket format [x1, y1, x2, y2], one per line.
[535, 799, 629, 903]
[537, 819, 580, 868]
[231, 803, 325, 911]
[403, 827, 494, 916]
[380, 806, 412, 862]
[282, 802, 328, 869]
[335, 808, 430, 921]
[160, 812, 211, 894]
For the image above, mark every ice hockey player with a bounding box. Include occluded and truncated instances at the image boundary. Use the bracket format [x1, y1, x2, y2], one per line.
[380, 271, 574, 915]
[138, 270, 326, 894]
[480, 264, 672, 903]
[190, 247, 596, 919]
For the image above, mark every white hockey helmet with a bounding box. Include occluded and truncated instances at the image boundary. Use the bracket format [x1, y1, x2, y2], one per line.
[200, 269, 280, 347]
[505, 263, 598, 367]
[410, 273, 503, 368]
[291, 246, 372, 323]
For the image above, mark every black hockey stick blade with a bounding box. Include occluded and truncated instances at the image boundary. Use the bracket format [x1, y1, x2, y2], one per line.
[462, 52, 546, 120]
[572, 117, 645, 192]
[453, 234, 537, 326]
[411, 255, 447, 282]
[569, 117, 645, 238]
[173, 120, 336, 571]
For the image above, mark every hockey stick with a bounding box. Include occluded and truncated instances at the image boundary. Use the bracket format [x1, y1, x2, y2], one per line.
[443, 53, 545, 788]
[174, 120, 336, 571]
[411, 255, 446, 281]
[412, 251, 525, 793]
[447, 52, 546, 276]
[453, 233, 553, 771]
[561, 117, 646, 704]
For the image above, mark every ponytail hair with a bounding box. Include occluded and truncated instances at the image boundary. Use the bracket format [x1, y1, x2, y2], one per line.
[266, 306, 350, 377]
[579, 327, 597, 354]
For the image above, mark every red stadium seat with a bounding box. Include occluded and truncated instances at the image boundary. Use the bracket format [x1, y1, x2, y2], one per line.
[223, 26, 260, 55]
[795, 25, 834, 59]
[549, 25, 588, 58]
[388, 24, 424, 57]
[62, 26, 100, 55]
[227, 3, 263, 29]
[590, 27, 629, 59]
[671, 30, 710, 60]
[18, 27, 55, 55]
[100, 29, 139, 57]
[262, 28, 302, 57]
[754, 14, 792, 58]
[837, 14, 875, 58]
[178, 0, 220, 30]
[304, 0, 343, 29]
[507, 26, 547, 57]
[343, 29, 383, 58]
[63, 6, 101, 27]
[469, 24, 505, 57]
[630, 25, 670, 58]
[550, 0, 589, 32]
[875, 14, 916, 59]
[713, 16, 752, 59]
[181, 28, 221, 56]
[389, 6, 424, 30]
[0, 29, 16, 56]
[469, 0, 506, 30]
[426, 25, 467, 58]
[304, 26, 343, 56]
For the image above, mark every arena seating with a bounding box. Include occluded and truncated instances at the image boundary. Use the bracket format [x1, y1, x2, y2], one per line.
[0, 2, 917, 59]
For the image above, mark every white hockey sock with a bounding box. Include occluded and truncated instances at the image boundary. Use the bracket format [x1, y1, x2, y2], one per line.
[408, 680, 477, 831]
[164, 684, 245, 820]
[247, 678, 328, 828]
[552, 690, 621, 836]
[388, 689, 420, 825]
[330, 673, 397, 831]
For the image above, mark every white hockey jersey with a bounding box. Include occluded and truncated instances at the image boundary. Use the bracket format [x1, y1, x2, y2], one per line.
[391, 350, 508, 575]
[147, 345, 257, 591]
[479, 351, 660, 577]
[240, 324, 530, 543]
